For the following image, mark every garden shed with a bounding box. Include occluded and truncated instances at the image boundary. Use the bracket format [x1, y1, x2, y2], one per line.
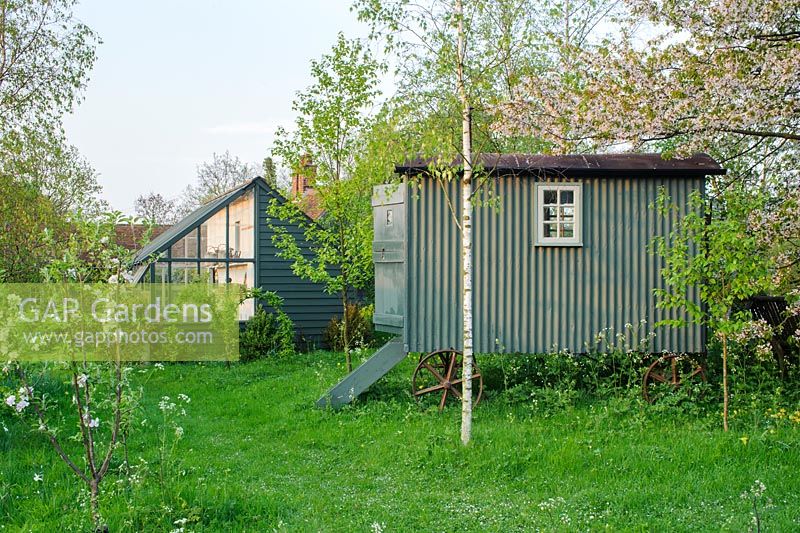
[130, 177, 340, 341]
[318, 152, 726, 407]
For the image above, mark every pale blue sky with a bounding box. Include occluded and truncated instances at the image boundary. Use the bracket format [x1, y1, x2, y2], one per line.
[63, 1, 372, 214]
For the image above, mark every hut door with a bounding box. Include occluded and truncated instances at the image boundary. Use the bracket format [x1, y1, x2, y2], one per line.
[372, 184, 405, 333]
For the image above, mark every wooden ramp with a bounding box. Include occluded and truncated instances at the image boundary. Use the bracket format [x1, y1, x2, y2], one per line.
[315, 337, 406, 408]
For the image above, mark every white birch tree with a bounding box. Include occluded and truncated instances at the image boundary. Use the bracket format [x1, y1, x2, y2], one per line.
[357, 0, 620, 444]
[454, 0, 475, 444]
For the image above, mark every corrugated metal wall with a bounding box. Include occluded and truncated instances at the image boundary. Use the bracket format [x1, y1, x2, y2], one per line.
[405, 175, 705, 354]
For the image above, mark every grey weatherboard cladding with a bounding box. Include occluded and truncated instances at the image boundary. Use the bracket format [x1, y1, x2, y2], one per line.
[256, 185, 341, 340]
[374, 154, 723, 355]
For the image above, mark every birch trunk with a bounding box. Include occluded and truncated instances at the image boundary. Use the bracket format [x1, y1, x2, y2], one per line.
[455, 0, 474, 446]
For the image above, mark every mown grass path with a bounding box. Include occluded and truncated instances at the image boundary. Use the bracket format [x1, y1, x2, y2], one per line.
[2, 352, 799, 531]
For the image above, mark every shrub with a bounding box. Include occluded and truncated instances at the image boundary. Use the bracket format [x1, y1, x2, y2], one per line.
[239, 292, 295, 361]
[323, 303, 374, 351]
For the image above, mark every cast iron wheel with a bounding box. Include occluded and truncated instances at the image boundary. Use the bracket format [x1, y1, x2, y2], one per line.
[412, 349, 483, 412]
[642, 354, 707, 404]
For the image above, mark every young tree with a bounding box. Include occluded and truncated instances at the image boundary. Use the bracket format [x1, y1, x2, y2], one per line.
[134, 192, 178, 224]
[2, 213, 142, 530]
[270, 34, 383, 373]
[653, 185, 775, 431]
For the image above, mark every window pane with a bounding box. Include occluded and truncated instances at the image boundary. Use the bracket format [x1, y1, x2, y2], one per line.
[170, 262, 201, 284]
[543, 223, 557, 238]
[228, 262, 256, 320]
[170, 230, 198, 259]
[560, 206, 574, 222]
[200, 262, 223, 284]
[200, 209, 227, 259]
[543, 206, 557, 221]
[543, 190, 558, 204]
[154, 263, 169, 283]
[227, 190, 254, 259]
[561, 223, 574, 238]
[560, 190, 574, 204]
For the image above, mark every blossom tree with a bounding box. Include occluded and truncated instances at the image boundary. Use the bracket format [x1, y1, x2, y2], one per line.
[497, 0, 800, 155]
[2, 213, 144, 529]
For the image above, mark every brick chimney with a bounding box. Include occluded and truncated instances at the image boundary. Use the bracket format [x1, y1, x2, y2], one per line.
[291, 154, 323, 219]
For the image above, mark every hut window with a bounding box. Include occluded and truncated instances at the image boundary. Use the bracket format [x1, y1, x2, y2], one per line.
[536, 183, 582, 246]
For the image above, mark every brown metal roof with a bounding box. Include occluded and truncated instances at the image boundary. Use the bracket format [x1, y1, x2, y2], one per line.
[396, 153, 725, 177]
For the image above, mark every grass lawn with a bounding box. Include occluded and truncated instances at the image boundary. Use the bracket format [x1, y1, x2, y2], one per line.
[2, 351, 800, 531]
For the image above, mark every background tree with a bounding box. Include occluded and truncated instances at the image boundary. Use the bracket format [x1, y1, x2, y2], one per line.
[0, 175, 67, 282]
[134, 192, 178, 225]
[177, 150, 257, 215]
[0, 0, 104, 217]
[0, 0, 98, 131]
[270, 33, 384, 373]
[262, 156, 277, 187]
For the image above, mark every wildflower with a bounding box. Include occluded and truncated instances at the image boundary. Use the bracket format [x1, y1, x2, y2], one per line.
[177, 393, 190, 403]
[175, 426, 184, 439]
[154, 363, 164, 370]
[76, 374, 88, 388]
[33, 473, 43, 482]
[108, 274, 119, 284]
[740, 436, 749, 446]
[5, 395, 15, 408]
[741, 480, 766, 500]
[15, 399, 29, 412]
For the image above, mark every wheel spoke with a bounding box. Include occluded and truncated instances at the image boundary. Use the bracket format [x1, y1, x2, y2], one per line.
[687, 367, 704, 379]
[649, 372, 667, 383]
[422, 362, 446, 383]
[438, 390, 448, 412]
[445, 354, 457, 381]
[414, 383, 446, 396]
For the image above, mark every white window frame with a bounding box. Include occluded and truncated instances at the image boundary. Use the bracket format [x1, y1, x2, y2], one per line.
[535, 183, 582, 246]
